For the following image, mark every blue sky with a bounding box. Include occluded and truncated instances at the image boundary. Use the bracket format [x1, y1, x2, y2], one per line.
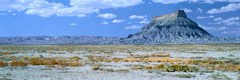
[0, 0, 240, 37]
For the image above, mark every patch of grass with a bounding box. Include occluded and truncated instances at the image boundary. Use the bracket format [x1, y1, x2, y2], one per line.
[165, 65, 199, 72]
[175, 74, 196, 78]
[155, 64, 165, 69]
[143, 57, 189, 62]
[188, 59, 240, 71]
[87, 55, 109, 62]
[0, 52, 14, 56]
[1, 57, 84, 67]
[100, 68, 130, 72]
[208, 73, 231, 80]
[28, 57, 84, 67]
[144, 65, 155, 69]
[0, 61, 8, 67]
[124, 58, 142, 62]
[133, 53, 170, 58]
[131, 65, 144, 70]
[69, 61, 83, 67]
[111, 58, 123, 62]
[144, 64, 165, 70]
[69, 56, 81, 61]
[10, 60, 27, 67]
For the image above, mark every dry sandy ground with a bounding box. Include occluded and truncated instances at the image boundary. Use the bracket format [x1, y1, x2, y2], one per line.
[0, 44, 239, 80]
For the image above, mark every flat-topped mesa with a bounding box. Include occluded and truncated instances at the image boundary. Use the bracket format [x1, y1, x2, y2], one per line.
[176, 10, 187, 18]
[153, 10, 187, 20]
[124, 9, 215, 44]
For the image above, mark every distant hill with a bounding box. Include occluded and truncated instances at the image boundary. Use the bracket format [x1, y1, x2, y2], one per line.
[0, 10, 240, 45]
[0, 36, 120, 45]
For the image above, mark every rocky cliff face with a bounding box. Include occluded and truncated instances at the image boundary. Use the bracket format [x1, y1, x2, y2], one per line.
[122, 10, 215, 44]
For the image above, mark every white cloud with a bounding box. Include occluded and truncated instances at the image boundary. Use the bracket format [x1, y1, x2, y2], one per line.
[203, 0, 240, 4]
[222, 17, 240, 26]
[209, 15, 214, 18]
[213, 17, 240, 26]
[125, 25, 142, 29]
[199, 24, 227, 31]
[70, 0, 143, 9]
[152, 0, 240, 4]
[129, 15, 149, 24]
[152, 0, 198, 4]
[221, 31, 228, 34]
[0, 0, 143, 17]
[197, 15, 214, 19]
[197, 8, 203, 13]
[213, 17, 222, 21]
[12, 13, 16, 16]
[129, 15, 147, 19]
[197, 16, 206, 19]
[181, 8, 192, 13]
[198, 24, 215, 30]
[97, 13, 117, 19]
[221, 30, 240, 36]
[207, 3, 240, 14]
[70, 23, 77, 26]
[112, 19, 125, 23]
[101, 20, 108, 24]
[219, 26, 227, 30]
[139, 19, 150, 24]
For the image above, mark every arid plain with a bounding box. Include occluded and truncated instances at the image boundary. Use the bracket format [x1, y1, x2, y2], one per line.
[0, 44, 240, 80]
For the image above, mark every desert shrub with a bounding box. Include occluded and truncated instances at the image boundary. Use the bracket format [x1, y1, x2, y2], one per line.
[132, 65, 144, 70]
[0, 52, 14, 56]
[143, 57, 186, 62]
[188, 59, 225, 65]
[70, 56, 81, 61]
[188, 60, 202, 65]
[116, 69, 130, 72]
[92, 64, 101, 70]
[133, 53, 170, 58]
[10, 56, 17, 61]
[165, 65, 199, 72]
[188, 59, 240, 71]
[150, 53, 170, 57]
[155, 64, 165, 69]
[144, 64, 165, 70]
[124, 58, 142, 62]
[10, 60, 27, 67]
[111, 58, 121, 62]
[26, 57, 83, 67]
[57, 59, 68, 66]
[0, 61, 7, 67]
[144, 65, 155, 69]
[29, 57, 44, 65]
[87, 55, 108, 62]
[69, 61, 83, 67]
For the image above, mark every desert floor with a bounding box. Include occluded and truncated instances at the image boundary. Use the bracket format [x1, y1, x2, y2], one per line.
[0, 44, 240, 80]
